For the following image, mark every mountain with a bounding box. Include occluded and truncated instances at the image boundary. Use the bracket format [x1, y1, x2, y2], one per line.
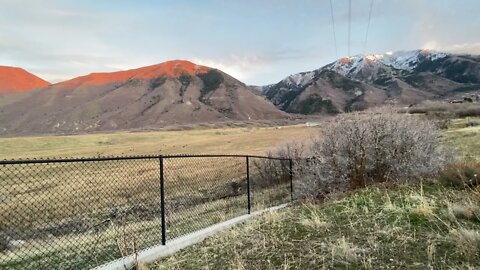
[0, 60, 287, 136]
[263, 50, 480, 114]
[0, 66, 50, 94]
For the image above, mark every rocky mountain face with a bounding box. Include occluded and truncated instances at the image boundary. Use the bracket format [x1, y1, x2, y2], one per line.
[0, 60, 286, 136]
[1, 50, 478, 136]
[262, 50, 480, 114]
[0, 66, 50, 94]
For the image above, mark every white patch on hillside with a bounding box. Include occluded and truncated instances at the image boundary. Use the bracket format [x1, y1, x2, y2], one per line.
[326, 50, 449, 76]
[282, 71, 315, 87]
[264, 50, 450, 89]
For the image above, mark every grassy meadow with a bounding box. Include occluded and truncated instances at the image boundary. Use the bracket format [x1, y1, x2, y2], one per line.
[1, 117, 478, 161]
[144, 116, 480, 269]
[150, 182, 480, 269]
[0, 124, 319, 159]
[0, 124, 301, 269]
[444, 117, 480, 159]
[1, 116, 479, 269]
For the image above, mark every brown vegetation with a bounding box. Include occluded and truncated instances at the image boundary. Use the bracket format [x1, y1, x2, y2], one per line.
[439, 161, 480, 188]
[274, 109, 451, 199]
[405, 101, 480, 118]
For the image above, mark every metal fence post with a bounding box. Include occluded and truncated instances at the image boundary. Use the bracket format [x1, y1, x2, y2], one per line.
[246, 156, 251, 214]
[159, 155, 166, 245]
[289, 158, 294, 202]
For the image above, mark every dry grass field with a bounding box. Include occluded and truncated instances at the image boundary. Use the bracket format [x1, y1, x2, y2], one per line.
[1, 117, 478, 269]
[0, 124, 319, 159]
[0, 154, 290, 269]
[0, 124, 305, 269]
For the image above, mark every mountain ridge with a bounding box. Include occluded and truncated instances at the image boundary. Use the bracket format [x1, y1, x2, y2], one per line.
[1, 50, 479, 136]
[55, 60, 212, 89]
[261, 50, 480, 114]
[0, 66, 50, 94]
[0, 60, 287, 136]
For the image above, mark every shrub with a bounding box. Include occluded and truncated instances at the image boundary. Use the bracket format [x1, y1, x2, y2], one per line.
[253, 141, 307, 189]
[439, 161, 480, 188]
[406, 101, 480, 119]
[307, 108, 450, 197]
[465, 121, 480, 128]
[268, 140, 307, 161]
[457, 106, 480, 118]
[264, 141, 317, 198]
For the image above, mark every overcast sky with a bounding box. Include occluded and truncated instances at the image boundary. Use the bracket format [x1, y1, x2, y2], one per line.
[1, 0, 479, 85]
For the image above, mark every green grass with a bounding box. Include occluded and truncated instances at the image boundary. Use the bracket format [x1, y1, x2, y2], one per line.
[444, 117, 480, 159]
[149, 182, 480, 269]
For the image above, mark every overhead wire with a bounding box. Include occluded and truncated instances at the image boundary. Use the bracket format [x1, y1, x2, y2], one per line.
[348, 0, 351, 56]
[329, 0, 338, 59]
[363, 0, 374, 55]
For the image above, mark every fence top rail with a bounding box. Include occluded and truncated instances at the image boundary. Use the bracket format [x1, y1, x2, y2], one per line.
[0, 154, 290, 165]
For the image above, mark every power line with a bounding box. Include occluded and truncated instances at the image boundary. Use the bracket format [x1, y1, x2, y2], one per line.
[348, 0, 352, 56]
[329, 0, 338, 59]
[363, 0, 374, 55]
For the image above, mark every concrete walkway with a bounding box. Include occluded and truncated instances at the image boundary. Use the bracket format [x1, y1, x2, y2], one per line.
[94, 203, 288, 270]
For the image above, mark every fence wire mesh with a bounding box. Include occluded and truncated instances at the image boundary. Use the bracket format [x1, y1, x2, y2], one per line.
[164, 157, 248, 240]
[0, 155, 292, 270]
[249, 157, 291, 212]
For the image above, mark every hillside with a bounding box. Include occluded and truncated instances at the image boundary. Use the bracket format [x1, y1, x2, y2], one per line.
[0, 66, 50, 94]
[263, 50, 480, 114]
[150, 182, 480, 269]
[0, 60, 287, 136]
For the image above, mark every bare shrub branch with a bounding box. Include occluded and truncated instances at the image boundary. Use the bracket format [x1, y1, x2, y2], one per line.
[299, 108, 452, 198]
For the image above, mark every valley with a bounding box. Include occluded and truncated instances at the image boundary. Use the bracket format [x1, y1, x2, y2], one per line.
[0, 123, 319, 159]
[1, 1, 479, 269]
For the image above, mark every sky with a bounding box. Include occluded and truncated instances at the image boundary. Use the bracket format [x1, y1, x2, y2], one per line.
[0, 0, 479, 85]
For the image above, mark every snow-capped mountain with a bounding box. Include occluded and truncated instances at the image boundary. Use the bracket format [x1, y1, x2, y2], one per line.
[327, 50, 449, 77]
[380, 50, 448, 70]
[281, 71, 316, 87]
[263, 50, 480, 114]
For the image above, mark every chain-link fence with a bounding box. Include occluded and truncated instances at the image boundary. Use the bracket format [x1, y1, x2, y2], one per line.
[0, 155, 293, 269]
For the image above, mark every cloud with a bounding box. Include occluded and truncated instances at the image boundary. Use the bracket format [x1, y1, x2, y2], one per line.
[1, 1, 478, 85]
[422, 41, 439, 50]
[192, 48, 322, 81]
[422, 41, 480, 55]
[192, 53, 278, 80]
[442, 43, 480, 55]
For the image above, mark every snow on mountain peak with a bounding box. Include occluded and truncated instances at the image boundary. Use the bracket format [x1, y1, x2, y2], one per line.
[329, 55, 371, 77]
[282, 71, 315, 87]
[380, 49, 448, 70]
[267, 50, 450, 90]
[328, 50, 449, 76]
